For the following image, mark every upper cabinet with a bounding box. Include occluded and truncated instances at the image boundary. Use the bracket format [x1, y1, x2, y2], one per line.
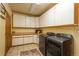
[39, 3, 75, 27]
[13, 13, 39, 28]
[13, 13, 26, 27]
[39, 5, 55, 27]
[25, 16, 31, 27]
[13, 3, 76, 28]
[55, 3, 74, 26]
[34, 17, 39, 28]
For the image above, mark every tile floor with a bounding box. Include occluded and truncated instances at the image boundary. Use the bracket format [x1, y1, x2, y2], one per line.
[6, 44, 43, 56]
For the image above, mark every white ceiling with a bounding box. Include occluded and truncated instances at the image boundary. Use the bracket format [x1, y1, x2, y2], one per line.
[9, 3, 56, 16]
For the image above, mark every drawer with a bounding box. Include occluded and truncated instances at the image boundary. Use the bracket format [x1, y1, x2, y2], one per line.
[12, 37, 23, 46]
[24, 36, 33, 44]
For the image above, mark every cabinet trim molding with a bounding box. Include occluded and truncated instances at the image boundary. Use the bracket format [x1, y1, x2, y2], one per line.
[74, 3, 79, 24]
[40, 24, 77, 28]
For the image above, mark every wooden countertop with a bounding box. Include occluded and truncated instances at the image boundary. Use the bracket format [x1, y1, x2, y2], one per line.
[12, 32, 39, 36]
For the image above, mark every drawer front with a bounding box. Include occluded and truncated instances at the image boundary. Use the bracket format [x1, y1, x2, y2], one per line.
[24, 36, 33, 44]
[12, 37, 23, 46]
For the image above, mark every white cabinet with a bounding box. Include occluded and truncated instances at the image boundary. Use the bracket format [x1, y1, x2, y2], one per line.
[26, 17, 39, 28]
[24, 35, 39, 44]
[54, 3, 63, 26]
[54, 3, 74, 26]
[25, 16, 31, 27]
[12, 36, 24, 46]
[39, 16, 45, 27]
[33, 35, 39, 44]
[45, 7, 55, 27]
[39, 3, 74, 27]
[23, 35, 34, 44]
[13, 13, 39, 28]
[62, 3, 74, 25]
[12, 35, 39, 46]
[35, 17, 39, 28]
[12, 37, 23, 45]
[26, 17, 40, 28]
[13, 13, 26, 27]
[30, 17, 36, 28]
[40, 14, 48, 27]
[13, 3, 74, 28]
[39, 5, 55, 27]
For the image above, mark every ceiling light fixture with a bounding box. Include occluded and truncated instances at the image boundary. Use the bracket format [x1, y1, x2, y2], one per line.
[35, 3, 41, 5]
[29, 3, 42, 13]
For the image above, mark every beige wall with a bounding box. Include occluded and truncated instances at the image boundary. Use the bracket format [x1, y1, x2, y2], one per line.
[12, 28, 35, 33]
[0, 3, 12, 55]
[42, 26, 79, 56]
[0, 18, 5, 55]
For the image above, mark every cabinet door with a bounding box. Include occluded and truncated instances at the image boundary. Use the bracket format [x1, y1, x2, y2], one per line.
[25, 16, 39, 28]
[23, 37, 29, 44]
[25, 16, 31, 27]
[54, 3, 63, 26]
[47, 7, 55, 26]
[13, 13, 26, 27]
[39, 6, 55, 27]
[55, 3, 74, 26]
[12, 37, 23, 46]
[62, 3, 74, 25]
[33, 35, 39, 44]
[35, 17, 39, 28]
[30, 17, 36, 28]
[44, 7, 55, 27]
[39, 14, 46, 27]
[23, 35, 34, 44]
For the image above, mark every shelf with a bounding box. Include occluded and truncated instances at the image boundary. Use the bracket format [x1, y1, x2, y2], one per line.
[12, 32, 38, 36]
